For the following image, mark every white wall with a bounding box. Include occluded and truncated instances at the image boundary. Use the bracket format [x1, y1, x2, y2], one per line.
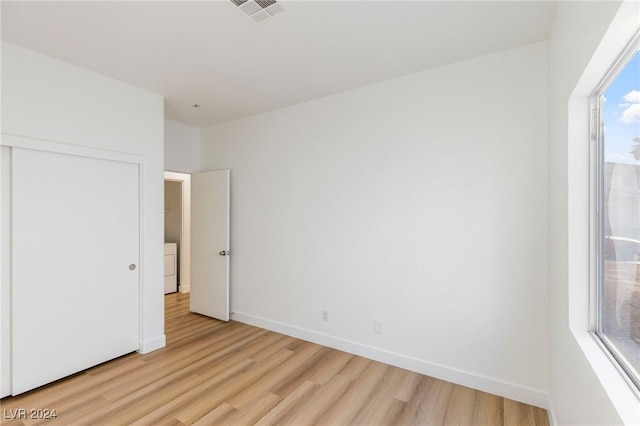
[549, 2, 640, 424]
[165, 180, 182, 245]
[202, 42, 550, 406]
[1, 42, 166, 395]
[165, 119, 201, 173]
[165, 180, 182, 284]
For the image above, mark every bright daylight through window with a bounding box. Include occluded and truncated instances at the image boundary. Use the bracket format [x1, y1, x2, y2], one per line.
[595, 40, 640, 390]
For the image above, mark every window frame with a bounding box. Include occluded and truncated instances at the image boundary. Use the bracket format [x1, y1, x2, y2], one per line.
[591, 31, 640, 394]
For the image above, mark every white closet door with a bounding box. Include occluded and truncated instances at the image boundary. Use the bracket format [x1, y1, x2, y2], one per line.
[11, 148, 140, 395]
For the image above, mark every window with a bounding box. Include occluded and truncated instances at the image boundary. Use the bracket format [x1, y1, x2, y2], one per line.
[593, 37, 640, 390]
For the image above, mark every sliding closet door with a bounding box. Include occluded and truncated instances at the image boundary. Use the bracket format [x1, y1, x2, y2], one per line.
[11, 148, 140, 395]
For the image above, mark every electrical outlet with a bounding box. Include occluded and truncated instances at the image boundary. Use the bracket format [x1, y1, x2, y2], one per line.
[322, 311, 328, 322]
[374, 320, 382, 335]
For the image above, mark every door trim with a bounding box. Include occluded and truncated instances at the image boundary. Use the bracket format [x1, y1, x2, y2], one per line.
[1, 133, 142, 165]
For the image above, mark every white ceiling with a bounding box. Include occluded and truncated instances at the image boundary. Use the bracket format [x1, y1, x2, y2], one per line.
[1, 1, 557, 127]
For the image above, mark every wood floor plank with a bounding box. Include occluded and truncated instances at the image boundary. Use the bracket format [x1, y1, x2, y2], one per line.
[102, 328, 266, 401]
[79, 360, 254, 425]
[0, 293, 550, 426]
[394, 402, 422, 426]
[504, 398, 537, 426]
[533, 406, 551, 426]
[253, 380, 318, 425]
[213, 392, 282, 426]
[337, 355, 372, 381]
[443, 384, 477, 425]
[133, 349, 291, 425]
[170, 348, 298, 425]
[472, 391, 505, 426]
[394, 369, 423, 402]
[350, 366, 409, 425]
[372, 399, 409, 426]
[190, 403, 236, 426]
[249, 335, 297, 363]
[315, 361, 389, 426]
[279, 374, 352, 425]
[273, 347, 353, 397]
[33, 396, 108, 426]
[397, 377, 455, 425]
[225, 342, 327, 410]
[0, 372, 96, 421]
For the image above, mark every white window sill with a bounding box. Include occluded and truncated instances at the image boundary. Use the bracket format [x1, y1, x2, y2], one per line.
[572, 330, 640, 424]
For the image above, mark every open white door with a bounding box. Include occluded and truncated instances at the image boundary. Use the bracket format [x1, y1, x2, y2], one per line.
[190, 169, 230, 321]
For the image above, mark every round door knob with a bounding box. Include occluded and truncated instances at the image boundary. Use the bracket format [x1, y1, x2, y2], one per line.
[219, 250, 227, 256]
[129, 264, 137, 270]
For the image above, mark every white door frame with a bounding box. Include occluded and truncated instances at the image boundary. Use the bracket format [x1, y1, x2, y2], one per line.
[1, 145, 12, 398]
[164, 171, 191, 293]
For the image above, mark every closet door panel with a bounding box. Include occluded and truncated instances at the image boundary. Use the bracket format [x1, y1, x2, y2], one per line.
[11, 148, 140, 395]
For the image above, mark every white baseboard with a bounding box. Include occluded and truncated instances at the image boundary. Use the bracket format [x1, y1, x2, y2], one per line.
[547, 395, 558, 425]
[179, 285, 190, 294]
[231, 311, 548, 409]
[139, 334, 166, 354]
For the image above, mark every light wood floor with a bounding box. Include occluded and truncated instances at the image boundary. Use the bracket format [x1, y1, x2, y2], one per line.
[1, 293, 549, 426]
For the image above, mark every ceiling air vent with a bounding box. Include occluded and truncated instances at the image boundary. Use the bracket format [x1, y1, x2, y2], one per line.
[230, 0, 284, 22]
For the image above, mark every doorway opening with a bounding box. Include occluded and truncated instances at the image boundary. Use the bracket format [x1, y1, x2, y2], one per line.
[164, 171, 191, 293]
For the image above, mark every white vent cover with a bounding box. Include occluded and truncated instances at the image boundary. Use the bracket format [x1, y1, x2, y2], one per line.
[231, 0, 284, 22]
